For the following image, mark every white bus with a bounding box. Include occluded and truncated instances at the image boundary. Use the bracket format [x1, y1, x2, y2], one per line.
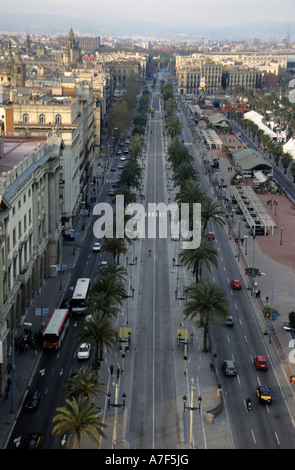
[70, 278, 91, 314]
[43, 309, 70, 349]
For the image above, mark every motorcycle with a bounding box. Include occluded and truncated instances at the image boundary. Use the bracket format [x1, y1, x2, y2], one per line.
[246, 397, 252, 411]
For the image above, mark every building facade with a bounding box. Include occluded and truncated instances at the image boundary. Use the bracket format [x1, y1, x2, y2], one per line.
[0, 134, 63, 393]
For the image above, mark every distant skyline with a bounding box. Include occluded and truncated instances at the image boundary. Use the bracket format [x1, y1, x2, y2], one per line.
[1, 0, 295, 40]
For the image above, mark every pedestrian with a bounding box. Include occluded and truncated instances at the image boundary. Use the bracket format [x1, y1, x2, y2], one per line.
[110, 364, 114, 375]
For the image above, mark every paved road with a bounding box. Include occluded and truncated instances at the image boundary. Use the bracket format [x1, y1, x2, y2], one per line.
[127, 91, 178, 448]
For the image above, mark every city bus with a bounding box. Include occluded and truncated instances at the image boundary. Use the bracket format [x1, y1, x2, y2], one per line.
[42, 309, 70, 349]
[70, 278, 91, 314]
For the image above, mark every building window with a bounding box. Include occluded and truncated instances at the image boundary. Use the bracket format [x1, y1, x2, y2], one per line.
[23, 113, 29, 123]
[39, 114, 45, 124]
[55, 114, 62, 124]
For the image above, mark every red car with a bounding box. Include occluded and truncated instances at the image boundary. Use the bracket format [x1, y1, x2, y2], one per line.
[254, 355, 268, 370]
[207, 231, 215, 239]
[231, 279, 242, 289]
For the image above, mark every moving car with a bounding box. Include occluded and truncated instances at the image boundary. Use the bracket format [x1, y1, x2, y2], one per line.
[108, 189, 115, 196]
[120, 155, 126, 161]
[118, 164, 123, 169]
[77, 343, 91, 359]
[207, 231, 215, 239]
[231, 279, 242, 289]
[24, 389, 41, 410]
[225, 315, 234, 327]
[111, 166, 116, 172]
[284, 322, 295, 333]
[256, 385, 272, 404]
[99, 261, 108, 271]
[222, 359, 237, 376]
[19, 432, 43, 449]
[92, 242, 101, 252]
[253, 355, 268, 370]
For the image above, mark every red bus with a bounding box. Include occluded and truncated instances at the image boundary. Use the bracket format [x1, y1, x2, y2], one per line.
[42, 309, 70, 349]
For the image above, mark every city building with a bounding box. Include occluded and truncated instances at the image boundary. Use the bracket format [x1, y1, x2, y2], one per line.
[0, 133, 63, 392]
[3, 81, 95, 226]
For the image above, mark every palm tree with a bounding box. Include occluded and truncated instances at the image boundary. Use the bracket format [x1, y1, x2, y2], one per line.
[52, 395, 106, 449]
[179, 235, 219, 283]
[118, 159, 142, 189]
[64, 366, 105, 401]
[281, 152, 293, 174]
[100, 261, 127, 284]
[76, 310, 117, 367]
[173, 161, 199, 188]
[166, 114, 182, 138]
[201, 196, 225, 231]
[86, 291, 120, 318]
[101, 237, 127, 264]
[175, 180, 206, 231]
[184, 279, 230, 352]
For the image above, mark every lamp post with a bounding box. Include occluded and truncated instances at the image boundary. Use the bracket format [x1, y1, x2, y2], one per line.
[183, 378, 202, 448]
[10, 321, 32, 413]
[251, 235, 256, 296]
[261, 272, 274, 344]
[244, 235, 248, 256]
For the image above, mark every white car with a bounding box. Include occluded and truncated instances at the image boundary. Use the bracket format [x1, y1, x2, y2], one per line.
[77, 343, 91, 359]
[120, 155, 126, 161]
[92, 242, 101, 252]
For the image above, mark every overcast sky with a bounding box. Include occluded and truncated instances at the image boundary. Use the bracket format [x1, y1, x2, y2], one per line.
[1, 0, 295, 37]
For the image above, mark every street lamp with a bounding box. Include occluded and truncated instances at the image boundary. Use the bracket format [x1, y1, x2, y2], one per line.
[261, 272, 274, 344]
[244, 235, 248, 256]
[183, 378, 202, 448]
[10, 321, 32, 413]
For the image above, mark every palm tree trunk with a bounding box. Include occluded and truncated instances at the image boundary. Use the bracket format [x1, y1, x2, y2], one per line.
[203, 324, 209, 352]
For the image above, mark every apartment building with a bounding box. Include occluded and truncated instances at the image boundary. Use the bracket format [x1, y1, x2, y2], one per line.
[0, 134, 63, 392]
[4, 81, 95, 226]
[176, 53, 279, 95]
[176, 58, 223, 95]
[222, 66, 264, 90]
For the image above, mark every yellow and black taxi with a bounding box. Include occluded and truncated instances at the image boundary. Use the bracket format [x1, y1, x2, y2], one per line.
[256, 385, 272, 404]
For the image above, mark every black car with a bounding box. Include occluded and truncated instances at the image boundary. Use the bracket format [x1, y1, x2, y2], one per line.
[19, 432, 43, 449]
[249, 227, 268, 236]
[24, 390, 41, 410]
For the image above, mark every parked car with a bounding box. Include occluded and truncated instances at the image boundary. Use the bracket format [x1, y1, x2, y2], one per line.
[253, 355, 268, 370]
[231, 279, 242, 290]
[256, 385, 272, 404]
[207, 231, 215, 239]
[24, 389, 41, 410]
[77, 343, 91, 359]
[249, 227, 268, 236]
[92, 242, 101, 252]
[222, 359, 237, 376]
[108, 189, 115, 196]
